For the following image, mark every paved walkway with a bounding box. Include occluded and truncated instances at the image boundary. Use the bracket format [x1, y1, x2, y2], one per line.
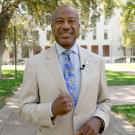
[0, 86, 135, 135]
[109, 85, 135, 105]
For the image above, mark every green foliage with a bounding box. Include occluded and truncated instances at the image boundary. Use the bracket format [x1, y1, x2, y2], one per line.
[103, 0, 118, 19]
[112, 104, 135, 126]
[0, 0, 119, 40]
[106, 70, 135, 86]
[1, 0, 120, 48]
[121, 0, 135, 48]
[20, 0, 119, 32]
[21, 0, 58, 26]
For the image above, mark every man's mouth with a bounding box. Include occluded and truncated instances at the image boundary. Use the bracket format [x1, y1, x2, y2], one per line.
[59, 32, 72, 38]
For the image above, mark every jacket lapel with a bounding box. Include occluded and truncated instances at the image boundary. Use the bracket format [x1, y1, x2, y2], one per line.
[43, 46, 68, 93]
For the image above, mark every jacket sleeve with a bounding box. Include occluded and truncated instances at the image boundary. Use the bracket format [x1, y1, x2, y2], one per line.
[93, 59, 111, 133]
[18, 58, 56, 128]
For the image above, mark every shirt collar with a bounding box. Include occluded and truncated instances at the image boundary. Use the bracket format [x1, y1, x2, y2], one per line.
[55, 42, 79, 56]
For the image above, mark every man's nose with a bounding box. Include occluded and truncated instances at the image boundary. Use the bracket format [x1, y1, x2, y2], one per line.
[62, 21, 70, 30]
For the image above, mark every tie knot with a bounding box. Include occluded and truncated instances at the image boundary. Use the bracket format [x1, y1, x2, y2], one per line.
[63, 50, 71, 55]
[63, 51, 71, 61]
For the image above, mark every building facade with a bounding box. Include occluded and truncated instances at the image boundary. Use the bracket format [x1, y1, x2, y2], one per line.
[3, 10, 135, 65]
[77, 11, 134, 63]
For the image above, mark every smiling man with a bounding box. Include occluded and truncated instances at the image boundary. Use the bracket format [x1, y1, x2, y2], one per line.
[51, 6, 80, 49]
[19, 5, 111, 135]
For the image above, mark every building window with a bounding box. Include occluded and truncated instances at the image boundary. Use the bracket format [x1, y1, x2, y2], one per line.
[131, 48, 135, 56]
[32, 30, 39, 41]
[10, 52, 14, 58]
[10, 49, 14, 58]
[93, 29, 96, 40]
[80, 45, 87, 49]
[104, 30, 108, 40]
[47, 31, 53, 41]
[133, 49, 135, 56]
[103, 45, 110, 56]
[91, 45, 98, 54]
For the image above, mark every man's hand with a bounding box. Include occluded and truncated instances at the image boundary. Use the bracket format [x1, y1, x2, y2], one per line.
[51, 92, 73, 116]
[76, 117, 102, 135]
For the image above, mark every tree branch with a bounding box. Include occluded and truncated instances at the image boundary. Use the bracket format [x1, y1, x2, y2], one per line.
[0, 0, 23, 16]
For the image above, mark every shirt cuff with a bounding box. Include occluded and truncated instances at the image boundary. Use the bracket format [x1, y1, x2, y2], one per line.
[95, 116, 105, 133]
[49, 103, 54, 118]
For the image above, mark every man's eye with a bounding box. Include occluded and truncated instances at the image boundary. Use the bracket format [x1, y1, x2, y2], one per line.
[69, 20, 76, 23]
[56, 20, 63, 23]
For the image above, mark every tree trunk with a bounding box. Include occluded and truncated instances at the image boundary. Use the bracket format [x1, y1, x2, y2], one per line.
[0, 34, 5, 79]
[0, 0, 24, 79]
[0, 11, 14, 79]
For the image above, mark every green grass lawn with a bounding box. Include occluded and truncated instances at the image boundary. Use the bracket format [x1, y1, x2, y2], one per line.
[107, 70, 135, 127]
[0, 70, 23, 108]
[106, 70, 135, 86]
[112, 104, 135, 127]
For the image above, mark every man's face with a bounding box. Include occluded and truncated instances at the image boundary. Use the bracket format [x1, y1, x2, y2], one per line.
[51, 7, 80, 49]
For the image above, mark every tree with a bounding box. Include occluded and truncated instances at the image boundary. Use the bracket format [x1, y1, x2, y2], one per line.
[6, 13, 37, 61]
[0, 0, 118, 79]
[0, 0, 23, 79]
[121, 0, 135, 49]
[0, 0, 58, 78]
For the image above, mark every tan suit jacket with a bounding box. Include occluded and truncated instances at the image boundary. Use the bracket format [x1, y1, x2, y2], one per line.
[19, 45, 110, 135]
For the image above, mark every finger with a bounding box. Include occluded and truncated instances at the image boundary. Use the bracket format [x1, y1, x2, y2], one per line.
[61, 95, 73, 104]
[76, 131, 80, 135]
[79, 126, 89, 135]
[59, 92, 72, 99]
[59, 99, 72, 112]
[60, 90, 73, 98]
[59, 88, 67, 93]
[85, 130, 91, 135]
[85, 129, 95, 135]
[76, 131, 81, 135]
[64, 102, 73, 111]
[86, 127, 96, 135]
[82, 127, 89, 135]
[66, 105, 72, 112]
[64, 94, 73, 101]
[70, 102, 73, 108]
[77, 128, 84, 135]
[59, 89, 69, 96]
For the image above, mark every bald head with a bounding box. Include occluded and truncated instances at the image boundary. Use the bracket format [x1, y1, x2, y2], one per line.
[52, 5, 79, 24]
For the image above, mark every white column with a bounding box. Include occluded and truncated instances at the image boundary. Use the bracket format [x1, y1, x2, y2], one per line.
[98, 44, 103, 56]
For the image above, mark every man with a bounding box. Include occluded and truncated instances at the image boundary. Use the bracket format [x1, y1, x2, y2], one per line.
[19, 5, 110, 135]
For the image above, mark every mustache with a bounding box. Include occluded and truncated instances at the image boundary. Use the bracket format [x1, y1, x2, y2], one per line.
[59, 28, 75, 34]
[59, 30, 73, 34]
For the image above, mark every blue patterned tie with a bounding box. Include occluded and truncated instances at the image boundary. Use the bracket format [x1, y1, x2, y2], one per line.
[63, 51, 78, 106]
